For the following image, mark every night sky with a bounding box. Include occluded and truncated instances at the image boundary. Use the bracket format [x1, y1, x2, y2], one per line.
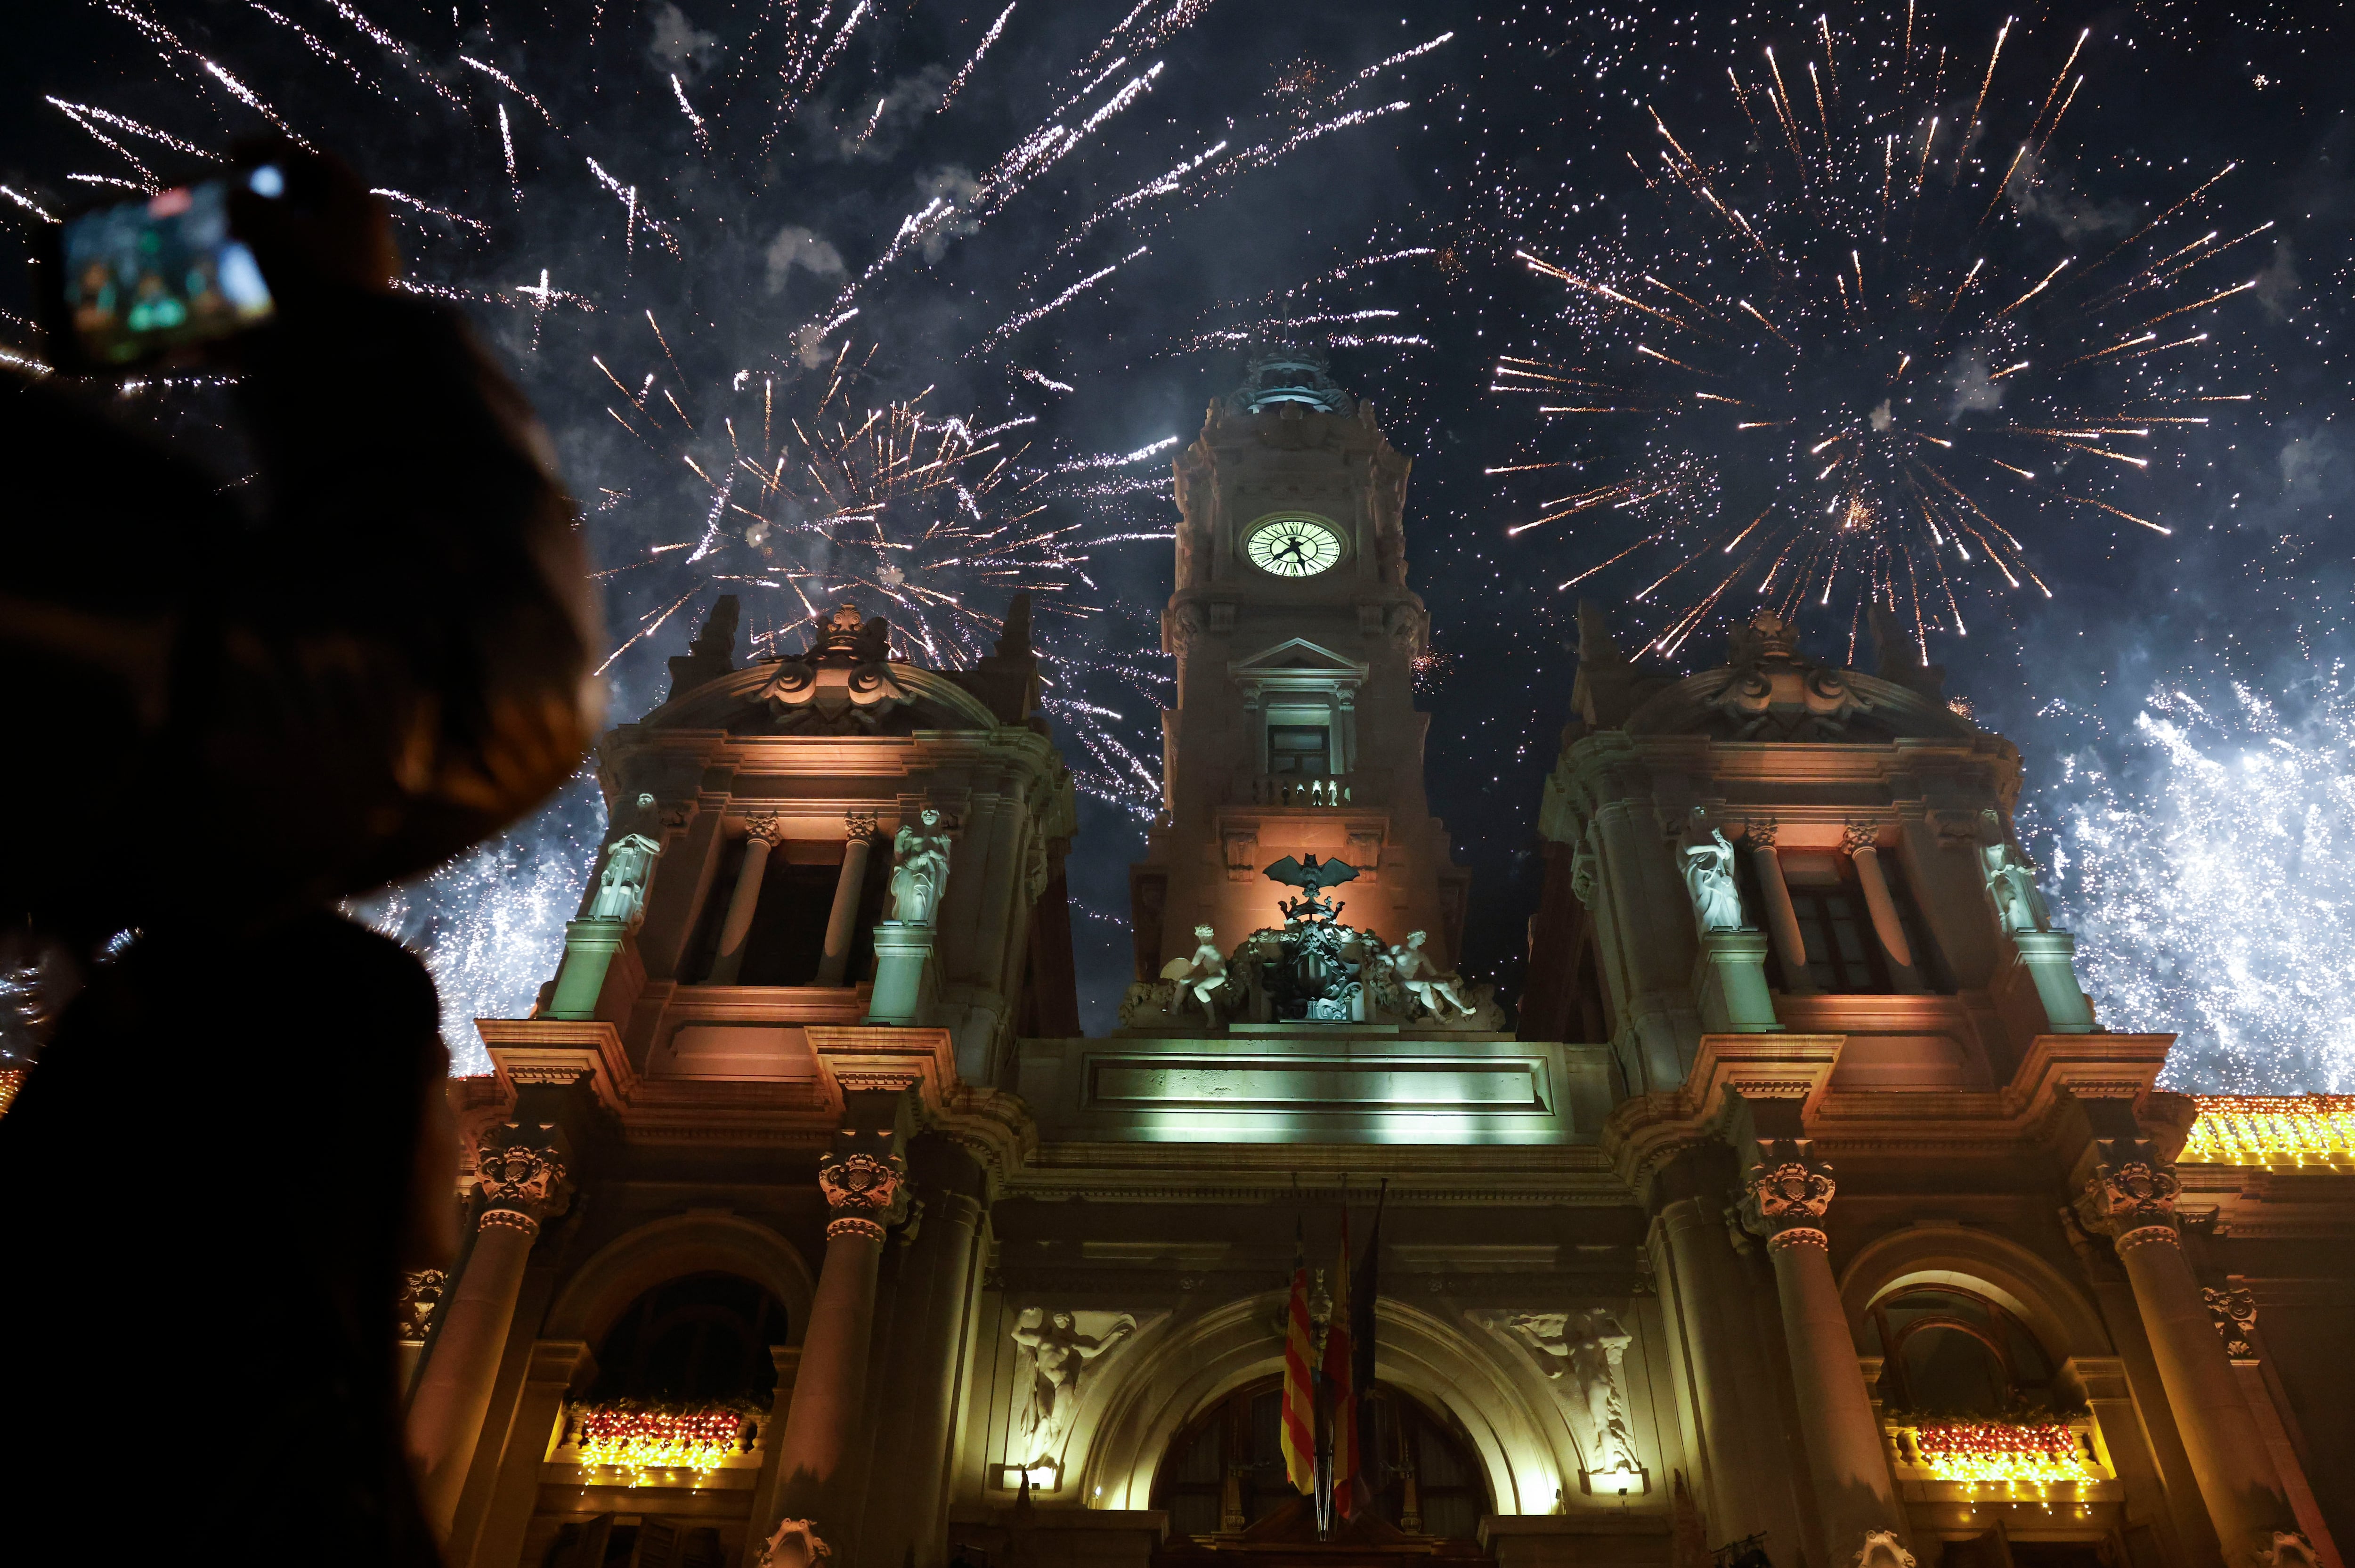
[4, 2, 2347, 1086]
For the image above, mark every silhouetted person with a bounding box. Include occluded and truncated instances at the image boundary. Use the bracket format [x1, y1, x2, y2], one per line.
[0, 145, 596, 1556]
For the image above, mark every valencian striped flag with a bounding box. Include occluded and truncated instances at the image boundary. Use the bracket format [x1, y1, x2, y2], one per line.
[1279, 1219, 1317, 1494]
[1322, 1207, 1359, 1515]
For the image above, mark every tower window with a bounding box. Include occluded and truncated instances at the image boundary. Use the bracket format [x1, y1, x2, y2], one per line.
[1268, 724, 1330, 775]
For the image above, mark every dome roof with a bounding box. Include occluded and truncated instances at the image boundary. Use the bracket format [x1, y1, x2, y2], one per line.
[1580, 607, 1981, 743]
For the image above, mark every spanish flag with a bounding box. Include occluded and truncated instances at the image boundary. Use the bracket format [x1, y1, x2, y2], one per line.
[1323, 1208, 1359, 1514]
[1280, 1221, 1317, 1494]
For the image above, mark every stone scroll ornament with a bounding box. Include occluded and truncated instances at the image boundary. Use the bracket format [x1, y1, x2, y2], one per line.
[1008, 1308, 1138, 1469]
[762, 601, 909, 732]
[2204, 1287, 2258, 1358]
[585, 792, 666, 926]
[887, 809, 953, 926]
[816, 1150, 905, 1241]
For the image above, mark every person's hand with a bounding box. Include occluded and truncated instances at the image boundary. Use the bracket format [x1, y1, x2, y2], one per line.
[226, 138, 398, 310]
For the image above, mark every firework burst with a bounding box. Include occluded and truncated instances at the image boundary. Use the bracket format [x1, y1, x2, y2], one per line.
[1492, 6, 2258, 660]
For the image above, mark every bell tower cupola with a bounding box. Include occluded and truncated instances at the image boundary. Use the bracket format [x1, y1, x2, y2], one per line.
[1126, 344, 1469, 983]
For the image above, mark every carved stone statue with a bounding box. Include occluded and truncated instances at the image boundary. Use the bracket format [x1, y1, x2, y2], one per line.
[586, 792, 665, 925]
[1981, 838, 2053, 933]
[760, 1519, 832, 1568]
[1009, 1308, 1137, 1466]
[1852, 1532, 1916, 1568]
[1494, 1310, 1639, 1480]
[1158, 925, 1230, 1028]
[1682, 828, 1746, 933]
[888, 808, 953, 925]
[1386, 931, 1475, 1017]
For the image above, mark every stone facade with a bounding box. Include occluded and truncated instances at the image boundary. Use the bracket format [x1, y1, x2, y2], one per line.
[398, 357, 2351, 1568]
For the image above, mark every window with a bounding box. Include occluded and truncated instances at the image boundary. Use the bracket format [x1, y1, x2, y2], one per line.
[1268, 724, 1330, 776]
[1152, 1378, 1489, 1541]
[1759, 848, 1945, 995]
[1866, 1285, 2055, 1416]
[589, 1273, 789, 1405]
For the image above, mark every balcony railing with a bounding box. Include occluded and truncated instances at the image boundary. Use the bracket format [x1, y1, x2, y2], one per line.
[554, 1399, 769, 1478]
[1884, 1416, 2107, 1493]
[1242, 772, 1367, 807]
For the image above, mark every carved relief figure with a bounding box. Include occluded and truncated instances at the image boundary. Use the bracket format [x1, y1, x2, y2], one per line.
[1385, 931, 1475, 1017]
[1681, 828, 1746, 933]
[1500, 1310, 1639, 1478]
[586, 792, 665, 925]
[1981, 838, 2053, 933]
[1009, 1309, 1137, 1466]
[888, 808, 953, 925]
[1158, 925, 1230, 1027]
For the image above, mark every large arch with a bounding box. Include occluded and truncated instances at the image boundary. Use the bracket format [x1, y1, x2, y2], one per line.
[1078, 1292, 1566, 1517]
[543, 1213, 820, 1349]
[1835, 1223, 2112, 1364]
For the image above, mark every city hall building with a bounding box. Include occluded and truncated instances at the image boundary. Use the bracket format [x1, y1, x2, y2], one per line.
[390, 353, 2351, 1568]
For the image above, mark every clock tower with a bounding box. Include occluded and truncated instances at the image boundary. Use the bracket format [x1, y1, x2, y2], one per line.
[1126, 345, 1470, 981]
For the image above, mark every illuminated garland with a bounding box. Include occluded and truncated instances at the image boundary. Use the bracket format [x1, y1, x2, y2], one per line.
[567, 1401, 755, 1474]
[0, 1069, 22, 1118]
[2182, 1095, 2355, 1168]
[1905, 1420, 2093, 1484]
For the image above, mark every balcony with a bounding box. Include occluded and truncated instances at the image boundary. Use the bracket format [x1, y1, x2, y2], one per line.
[2181, 1094, 2355, 1170]
[1239, 772, 1374, 807]
[1882, 1415, 2118, 1512]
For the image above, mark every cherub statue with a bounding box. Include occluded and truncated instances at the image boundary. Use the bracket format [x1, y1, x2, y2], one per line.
[889, 808, 953, 925]
[585, 792, 664, 926]
[1159, 924, 1230, 1027]
[1386, 930, 1475, 1017]
[1681, 828, 1746, 933]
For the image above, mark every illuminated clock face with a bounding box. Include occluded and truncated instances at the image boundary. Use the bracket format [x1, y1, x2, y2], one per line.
[1244, 515, 1344, 578]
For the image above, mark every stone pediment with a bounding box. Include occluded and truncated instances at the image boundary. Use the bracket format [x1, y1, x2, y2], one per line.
[1227, 637, 1369, 683]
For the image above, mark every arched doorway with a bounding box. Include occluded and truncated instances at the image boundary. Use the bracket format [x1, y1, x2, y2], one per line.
[1150, 1376, 1492, 1565]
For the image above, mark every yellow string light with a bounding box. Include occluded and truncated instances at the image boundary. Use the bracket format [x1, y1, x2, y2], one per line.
[568, 1403, 753, 1475]
[2182, 1095, 2355, 1168]
[1907, 1420, 2094, 1484]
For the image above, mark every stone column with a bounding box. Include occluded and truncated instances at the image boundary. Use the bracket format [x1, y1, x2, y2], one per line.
[1647, 1147, 1802, 1547]
[1748, 827, 1814, 993]
[406, 1143, 574, 1536]
[767, 1134, 907, 1542]
[874, 1187, 986, 1567]
[707, 814, 785, 986]
[2208, 1291, 2340, 1562]
[1740, 1143, 1906, 1560]
[2079, 1146, 2306, 1565]
[1843, 831, 1913, 968]
[814, 812, 877, 988]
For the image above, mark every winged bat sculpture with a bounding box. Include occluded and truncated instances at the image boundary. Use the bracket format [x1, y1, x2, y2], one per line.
[1262, 854, 1359, 892]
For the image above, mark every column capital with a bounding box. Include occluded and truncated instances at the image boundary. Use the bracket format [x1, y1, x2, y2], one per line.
[475, 1142, 574, 1235]
[745, 812, 788, 846]
[398, 1268, 449, 1344]
[818, 1149, 905, 1241]
[1739, 1141, 1836, 1249]
[2204, 1285, 2258, 1358]
[2074, 1137, 2181, 1244]
[845, 810, 879, 841]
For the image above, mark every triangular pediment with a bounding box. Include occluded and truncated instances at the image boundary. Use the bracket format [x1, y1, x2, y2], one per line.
[1228, 636, 1369, 681]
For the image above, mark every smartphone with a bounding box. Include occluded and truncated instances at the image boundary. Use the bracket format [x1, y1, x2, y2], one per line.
[41, 164, 282, 372]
